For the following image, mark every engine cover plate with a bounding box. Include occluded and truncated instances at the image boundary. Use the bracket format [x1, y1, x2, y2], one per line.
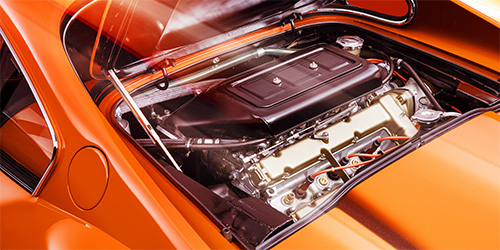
[161, 44, 381, 139]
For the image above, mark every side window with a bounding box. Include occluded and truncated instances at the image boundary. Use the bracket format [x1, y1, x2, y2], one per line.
[0, 37, 55, 193]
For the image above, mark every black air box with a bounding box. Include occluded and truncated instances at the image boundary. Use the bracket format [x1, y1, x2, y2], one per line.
[161, 44, 381, 139]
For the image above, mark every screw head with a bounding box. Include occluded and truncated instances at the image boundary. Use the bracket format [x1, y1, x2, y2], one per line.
[282, 192, 295, 206]
[272, 77, 282, 85]
[309, 61, 318, 70]
[318, 177, 328, 186]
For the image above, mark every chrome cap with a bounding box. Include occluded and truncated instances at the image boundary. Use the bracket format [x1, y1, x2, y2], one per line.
[336, 35, 364, 50]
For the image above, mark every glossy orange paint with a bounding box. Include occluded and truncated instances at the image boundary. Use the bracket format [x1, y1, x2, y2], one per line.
[277, 112, 500, 249]
[0, 0, 230, 248]
[275, 209, 396, 249]
[1, 0, 499, 249]
[0, 172, 128, 249]
[452, 0, 500, 27]
[331, 111, 499, 249]
[67, 146, 109, 210]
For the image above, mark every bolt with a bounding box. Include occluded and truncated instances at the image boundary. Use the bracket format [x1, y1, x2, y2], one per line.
[258, 181, 267, 188]
[282, 172, 290, 179]
[282, 193, 295, 206]
[318, 177, 328, 186]
[318, 154, 326, 161]
[397, 95, 404, 104]
[321, 131, 329, 144]
[313, 193, 323, 199]
[212, 57, 220, 64]
[272, 77, 282, 85]
[286, 207, 296, 215]
[309, 61, 318, 70]
[419, 97, 430, 105]
[367, 94, 375, 103]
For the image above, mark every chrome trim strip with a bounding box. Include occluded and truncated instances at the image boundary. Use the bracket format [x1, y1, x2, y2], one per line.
[0, 28, 58, 196]
[316, 0, 416, 26]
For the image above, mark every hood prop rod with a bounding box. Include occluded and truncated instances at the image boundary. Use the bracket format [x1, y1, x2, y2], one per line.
[108, 69, 182, 172]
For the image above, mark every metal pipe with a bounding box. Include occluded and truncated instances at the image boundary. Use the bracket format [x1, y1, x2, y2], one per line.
[137, 138, 267, 150]
[372, 48, 394, 85]
[118, 47, 297, 113]
[167, 47, 298, 89]
[108, 69, 182, 171]
[316, 0, 416, 26]
[399, 60, 445, 112]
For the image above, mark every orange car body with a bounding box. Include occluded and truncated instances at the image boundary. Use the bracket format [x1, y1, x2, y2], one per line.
[0, 0, 499, 249]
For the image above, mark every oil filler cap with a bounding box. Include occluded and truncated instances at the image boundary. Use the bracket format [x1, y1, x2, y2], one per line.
[336, 35, 364, 55]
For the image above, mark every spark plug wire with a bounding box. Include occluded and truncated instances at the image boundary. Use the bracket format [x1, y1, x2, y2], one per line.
[367, 58, 383, 63]
[347, 152, 381, 159]
[312, 136, 411, 178]
[450, 106, 462, 114]
[345, 136, 410, 159]
[377, 136, 411, 143]
[311, 159, 375, 178]
[393, 71, 408, 82]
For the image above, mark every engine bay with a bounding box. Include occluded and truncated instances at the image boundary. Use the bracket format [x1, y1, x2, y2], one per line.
[112, 23, 499, 247]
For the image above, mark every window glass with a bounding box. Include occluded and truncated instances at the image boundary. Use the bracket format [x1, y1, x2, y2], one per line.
[0, 39, 54, 193]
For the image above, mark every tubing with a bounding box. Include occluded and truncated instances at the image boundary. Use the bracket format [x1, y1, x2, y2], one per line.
[316, 0, 416, 26]
[399, 60, 445, 111]
[119, 47, 298, 112]
[167, 47, 298, 89]
[137, 138, 267, 150]
[372, 48, 394, 85]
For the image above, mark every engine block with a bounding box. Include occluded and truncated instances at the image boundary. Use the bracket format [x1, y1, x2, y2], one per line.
[154, 43, 423, 219]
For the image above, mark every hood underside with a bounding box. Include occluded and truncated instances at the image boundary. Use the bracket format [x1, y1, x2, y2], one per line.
[62, 0, 416, 81]
[63, 0, 333, 80]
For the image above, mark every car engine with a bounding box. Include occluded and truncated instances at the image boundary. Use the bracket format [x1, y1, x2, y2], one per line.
[116, 35, 454, 221]
[58, 0, 500, 246]
[157, 43, 424, 219]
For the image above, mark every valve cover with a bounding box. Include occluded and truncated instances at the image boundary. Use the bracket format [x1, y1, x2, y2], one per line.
[161, 44, 381, 139]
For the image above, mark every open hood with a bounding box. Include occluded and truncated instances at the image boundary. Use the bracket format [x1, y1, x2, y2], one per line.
[63, 0, 333, 80]
[62, 0, 416, 81]
[57, 0, 500, 249]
